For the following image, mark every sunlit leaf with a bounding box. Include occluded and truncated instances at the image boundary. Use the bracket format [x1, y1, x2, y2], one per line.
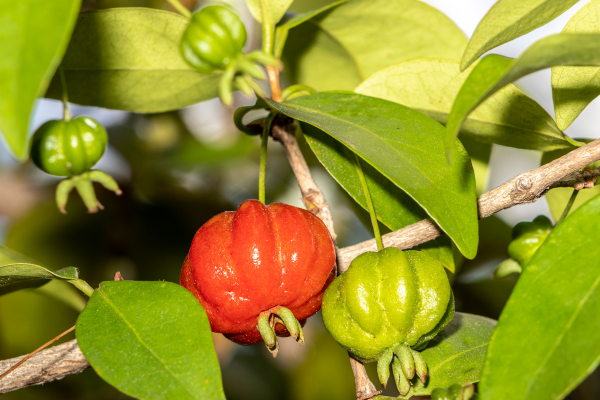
[447, 33, 600, 157]
[356, 58, 571, 152]
[552, 0, 600, 130]
[480, 194, 600, 400]
[45, 8, 220, 113]
[282, 0, 466, 91]
[461, 0, 579, 70]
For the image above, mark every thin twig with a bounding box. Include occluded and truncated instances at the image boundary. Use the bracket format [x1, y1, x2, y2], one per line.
[0, 326, 76, 381]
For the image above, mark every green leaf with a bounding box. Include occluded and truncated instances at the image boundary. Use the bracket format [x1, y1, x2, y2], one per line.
[266, 92, 479, 259]
[76, 281, 225, 400]
[248, 0, 294, 25]
[416, 235, 456, 273]
[356, 58, 572, 152]
[0, 245, 93, 297]
[45, 8, 221, 113]
[282, 0, 466, 91]
[0, 0, 81, 160]
[376, 313, 497, 399]
[447, 33, 600, 157]
[552, 0, 600, 130]
[0, 261, 79, 296]
[479, 194, 600, 400]
[541, 145, 600, 221]
[274, 0, 347, 58]
[459, 135, 492, 196]
[302, 123, 454, 271]
[460, 0, 579, 70]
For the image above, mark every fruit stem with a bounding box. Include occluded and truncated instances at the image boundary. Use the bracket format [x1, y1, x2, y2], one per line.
[69, 279, 95, 297]
[557, 188, 579, 224]
[261, 5, 274, 56]
[59, 66, 71, 122]
[353, 153, 383, 251]
[259, 112, 276, 204]
[166, 0, 191, 18]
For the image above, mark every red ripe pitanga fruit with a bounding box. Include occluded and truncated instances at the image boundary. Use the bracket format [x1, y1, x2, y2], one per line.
[181, 199, 336, 354]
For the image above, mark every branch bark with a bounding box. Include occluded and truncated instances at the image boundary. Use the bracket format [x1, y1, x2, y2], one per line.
[271, 122, 337, 242]
[0, 339, 89, 394]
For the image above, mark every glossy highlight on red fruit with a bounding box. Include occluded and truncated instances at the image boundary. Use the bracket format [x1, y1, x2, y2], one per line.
[181, 199, 336, 345]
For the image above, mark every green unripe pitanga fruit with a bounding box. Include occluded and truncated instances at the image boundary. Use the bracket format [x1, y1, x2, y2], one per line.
[322, 248, 454, 395]
[508, 215, 553, 267]
[30, 116, 120, 214]
[31, 117, 107, 177]
[180, 5, 247, 73]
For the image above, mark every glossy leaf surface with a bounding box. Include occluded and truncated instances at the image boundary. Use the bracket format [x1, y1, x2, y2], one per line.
[461, 0, 579, 70]
[282, 0, 466, 91]
[0, 245, 80, 296]
[302, 124, 454, 271]
[447, 33, 600, 156]
[45, 8, 221, 113]
[357, 58, 571, 152]
[480, 194, 600, 400]
[0, 0, 80, 160]
[76, 281, 225, 400]
[552, 0, 600, 130]
[266, 93, 478, 259]
[376, 313, 497, 399]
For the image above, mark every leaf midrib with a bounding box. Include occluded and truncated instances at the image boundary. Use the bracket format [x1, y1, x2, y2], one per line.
[97, 289, 197, 399]
[431, 342, 489, 373]
[282, 100, 469, 247]
[523, 270, 600, 398]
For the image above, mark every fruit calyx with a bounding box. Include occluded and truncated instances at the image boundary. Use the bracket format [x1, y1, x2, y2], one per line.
[257, 306, 305, 357]
[376, 343, 428, 395]
[56, 170, 122, 214]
